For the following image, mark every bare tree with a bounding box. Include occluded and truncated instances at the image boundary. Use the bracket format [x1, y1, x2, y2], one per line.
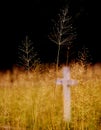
[49, 7, 76, 71]
[17, 35, 39, 72]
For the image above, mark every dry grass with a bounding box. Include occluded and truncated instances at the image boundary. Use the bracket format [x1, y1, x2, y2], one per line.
[0, 63, 101, 130]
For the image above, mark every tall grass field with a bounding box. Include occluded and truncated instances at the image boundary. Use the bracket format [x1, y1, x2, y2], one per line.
[0, 63, 101, 130]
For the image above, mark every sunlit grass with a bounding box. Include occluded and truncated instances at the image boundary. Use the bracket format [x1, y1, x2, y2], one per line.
[0, 63, 101, 130]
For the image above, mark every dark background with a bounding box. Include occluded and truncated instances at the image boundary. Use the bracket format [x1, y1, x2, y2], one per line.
[0, 0, 100, 70]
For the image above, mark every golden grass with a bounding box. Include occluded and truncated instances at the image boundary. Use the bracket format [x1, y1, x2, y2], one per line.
[0, 63, 101, 130]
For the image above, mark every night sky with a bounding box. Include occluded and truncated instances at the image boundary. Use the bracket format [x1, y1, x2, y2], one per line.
[0, 0, 100, 70]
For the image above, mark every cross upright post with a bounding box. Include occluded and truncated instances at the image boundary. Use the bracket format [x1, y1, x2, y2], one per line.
[56, 66, 78, 122]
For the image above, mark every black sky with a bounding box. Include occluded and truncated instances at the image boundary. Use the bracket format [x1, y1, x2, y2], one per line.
[0, 0, 100, 70]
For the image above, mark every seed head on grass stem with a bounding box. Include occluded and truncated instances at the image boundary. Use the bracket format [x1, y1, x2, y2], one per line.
[49, 7, 76, 73]
[17, 35, 40, 73]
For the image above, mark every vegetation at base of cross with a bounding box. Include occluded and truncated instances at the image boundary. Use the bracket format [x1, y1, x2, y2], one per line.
[0, 63, 101, 130]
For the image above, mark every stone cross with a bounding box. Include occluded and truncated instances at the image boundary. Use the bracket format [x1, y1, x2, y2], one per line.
[56, 66, 78, 122]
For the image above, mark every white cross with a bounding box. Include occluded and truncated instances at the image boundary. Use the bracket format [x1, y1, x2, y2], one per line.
[56, 66, 78, 122]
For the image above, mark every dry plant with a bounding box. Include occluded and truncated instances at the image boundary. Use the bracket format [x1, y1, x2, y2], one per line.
[78, 45, 92, 70]
[49, 7, 76, 72]
[0, 63, 101, 129]
[17, 35, 40, 72]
